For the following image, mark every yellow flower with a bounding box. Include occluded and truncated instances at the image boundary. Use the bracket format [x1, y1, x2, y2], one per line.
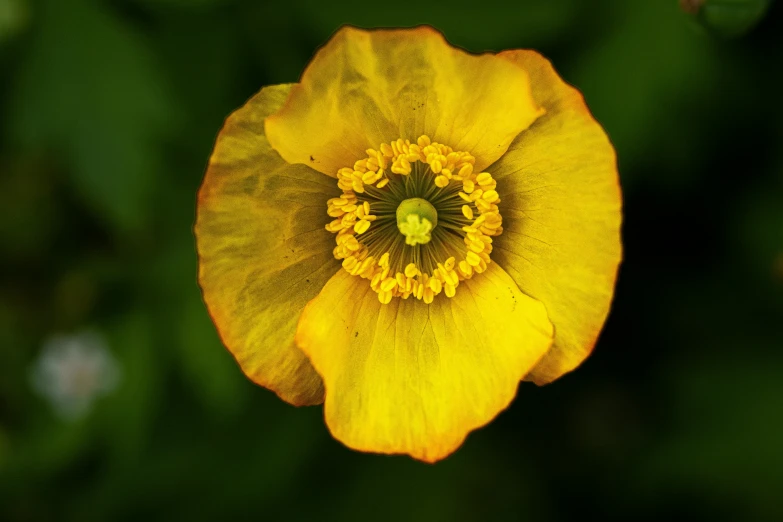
[195, 26, 622, 462]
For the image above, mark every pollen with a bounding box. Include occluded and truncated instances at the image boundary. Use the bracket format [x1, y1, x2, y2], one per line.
[325, 135, 503, 304]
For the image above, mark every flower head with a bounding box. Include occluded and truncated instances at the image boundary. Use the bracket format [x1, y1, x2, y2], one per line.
[196, 26, 622, 462]
[30, 330, 120, 420]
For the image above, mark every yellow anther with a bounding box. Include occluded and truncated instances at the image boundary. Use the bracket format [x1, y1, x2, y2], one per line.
[378, 290, 393, 304]
[417, 135, 431, 147]
[376, 178, 389, 188]
[434, 175, 449, 188]
[468, 240, 485, 253]
[429, 277, 442, 293]
[463, 179, 475, 193]
[342, 256, 358, 270]
[354, 219, 371, 235]
[325, 219, 340, 232]
[466, 251, 481, 267]
[380, 143, 394, 157]
[458, 260, 473, 277]
[482, 190, 500, 203]
[423, 288, 434, 304]
[459, 192, 472, 202]
[462, 205, 474, 220]
[474, 199, 491, 212]
[379, 252, 390, 268]
[458, 164, 473, 179]
[444, 283, 456, 298]
[381, 277, 398, 292]
[359, 256, 375, 274]
[430, 159, 442, 174]
[445, 257, 456, 270]
[476, 172, 493, 185]
[352, 179, 365, 193]
[404, 263, 418, 278]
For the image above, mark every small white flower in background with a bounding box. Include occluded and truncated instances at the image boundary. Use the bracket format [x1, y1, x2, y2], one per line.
[30, 330, 121, 420]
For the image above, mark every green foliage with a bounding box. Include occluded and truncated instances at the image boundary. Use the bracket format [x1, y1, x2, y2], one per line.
[695, 0, 774, 38]
[8, 0, 178, 233]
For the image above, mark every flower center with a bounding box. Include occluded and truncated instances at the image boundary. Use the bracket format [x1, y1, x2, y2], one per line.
[396, 198, 437, 245]
[325, 135, 503, 304]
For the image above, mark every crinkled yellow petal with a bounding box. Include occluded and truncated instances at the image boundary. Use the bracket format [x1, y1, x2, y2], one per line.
[491, 50, 623, 385]
[265, 26, 543, 177]
[196, 84, 341, 406]
[295, 263, 553, 462]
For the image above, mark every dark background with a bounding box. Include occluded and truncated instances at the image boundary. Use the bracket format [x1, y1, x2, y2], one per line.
[1, 0, 782, 520]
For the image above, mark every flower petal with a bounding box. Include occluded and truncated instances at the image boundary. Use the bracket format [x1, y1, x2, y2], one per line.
[196, 84, 341, 406]
[491, 50, 623, 385]
[295, 263, 553, 462]
[265, 26, 543, 177]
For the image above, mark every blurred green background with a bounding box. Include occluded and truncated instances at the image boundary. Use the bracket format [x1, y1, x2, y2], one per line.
[1, 0, 782, 520]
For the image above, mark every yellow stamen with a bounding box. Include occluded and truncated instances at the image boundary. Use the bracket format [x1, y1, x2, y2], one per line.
[325, 134, 503, 304]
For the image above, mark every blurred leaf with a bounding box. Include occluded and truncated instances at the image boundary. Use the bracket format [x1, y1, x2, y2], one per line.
[640, 356, 783, 519]
[570, 1, 719, 180]
[734, 178, 783, 284]
[687, 0, 773, 38]
[99, 313, 159, 465]
[8, 0, 177, 233]
[0, 157, 57, 259]
[152, 7, 246, 154]
[239, 0, 583, 85]
[0, 0, 28, 45]
[176, 294, 248, 418]
[133, 0, 235, 9]
[294, 0, 581, 51]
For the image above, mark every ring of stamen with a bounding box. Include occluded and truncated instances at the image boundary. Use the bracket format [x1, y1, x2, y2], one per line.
[325, 135, 503, 304]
